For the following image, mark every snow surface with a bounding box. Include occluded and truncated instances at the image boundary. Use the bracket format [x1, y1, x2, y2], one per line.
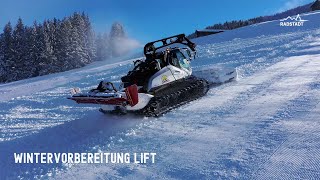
[1, 11, 320, 179]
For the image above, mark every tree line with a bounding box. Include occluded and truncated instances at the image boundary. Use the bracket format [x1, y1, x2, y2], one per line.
[0, 12, 126, 83]
[188, 2, 313, 38]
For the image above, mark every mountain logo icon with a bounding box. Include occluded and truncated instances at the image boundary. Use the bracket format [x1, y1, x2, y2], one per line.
[280, 14, 308, 22]
[279, 14, 308, 27]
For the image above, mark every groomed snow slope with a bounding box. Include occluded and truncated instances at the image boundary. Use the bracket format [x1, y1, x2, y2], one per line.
[1, 12, 320, 179]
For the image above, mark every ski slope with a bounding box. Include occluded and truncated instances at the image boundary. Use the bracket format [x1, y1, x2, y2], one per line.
[1, 12, 320, 179]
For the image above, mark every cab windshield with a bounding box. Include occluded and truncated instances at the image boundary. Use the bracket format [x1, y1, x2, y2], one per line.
[174, 50, 191, 70]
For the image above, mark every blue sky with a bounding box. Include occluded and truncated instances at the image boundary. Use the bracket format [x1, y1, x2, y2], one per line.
[0, 0, 314, 43]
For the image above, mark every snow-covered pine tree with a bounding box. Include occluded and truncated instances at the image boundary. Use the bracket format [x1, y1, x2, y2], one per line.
[56, 18, 76, 71]
[109, 22, 125, 57]
[110, 22, 125, 39]
[95, 33, 104, 61]
[49, 18, 61, 73]
[70, 13, 88, 66]
[0, 33, 4, 82]
[82, 12, 96, 63]
[1, 22, 14, 82]
[11, 18, 28, 81]
[41, 20, 58, 75]
[25, 21, 41, 77]
[54, 18, 71, 71]
[95, 32, 111, 61]
[103, 32, 112, 59]
[36, 23, 51, 76]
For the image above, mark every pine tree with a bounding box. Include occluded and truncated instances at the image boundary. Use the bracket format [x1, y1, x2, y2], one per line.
[36, 23, 50, 76]
[110, 22, 125, 38]
[95, 32, 111, 61]
[56, 18, 76, 70]
[1, 22, 14, 82]
[0, 33, 4, 82]
[82, 12, 96, 63]
[25, 21, 40, 77]
[95, 33, 104, 61]
[11, 18, 28, 81]
[109, 22, 125, 57]
[70, 13, 87, 66]
[41, 20, 58, 74]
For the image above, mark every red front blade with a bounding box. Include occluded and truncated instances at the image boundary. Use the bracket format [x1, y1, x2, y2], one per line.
[125, 84, 139, 106]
